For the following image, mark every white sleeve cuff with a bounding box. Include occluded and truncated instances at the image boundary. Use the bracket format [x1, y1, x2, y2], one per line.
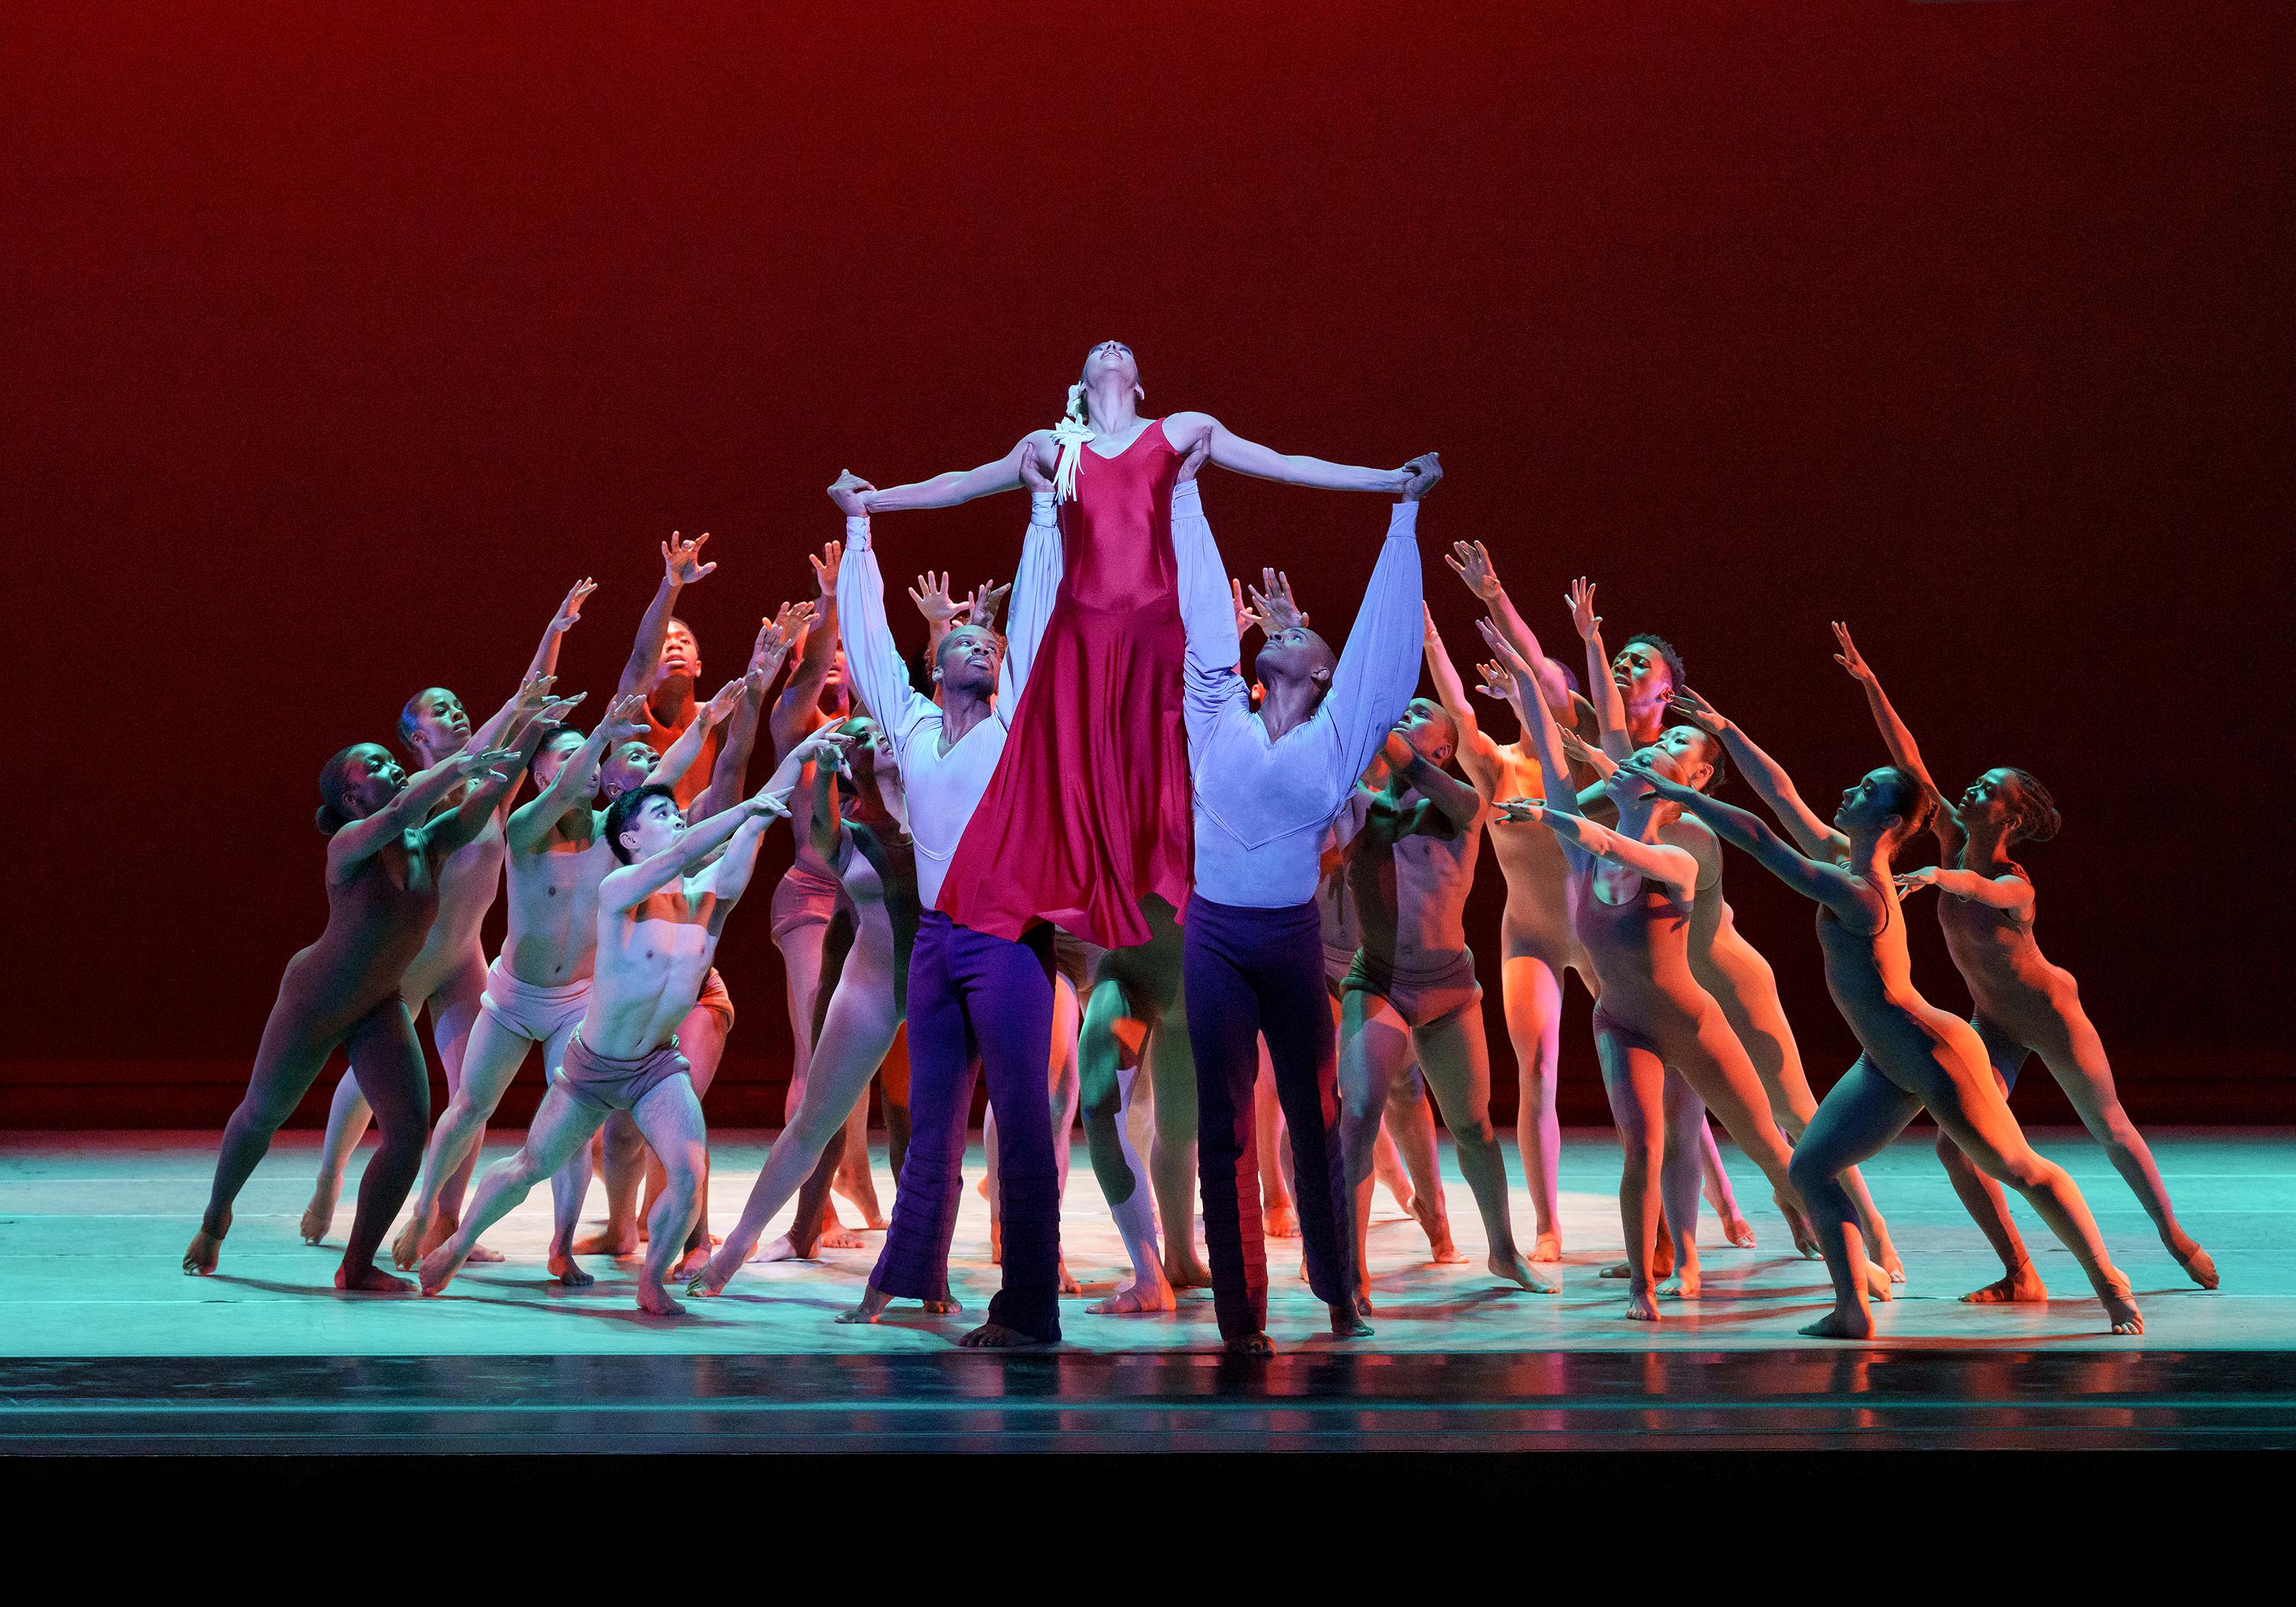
[1172, 479, 1202, 511]
[1387, 500, 1420, 538]
[1029, 492, 1058, 523]
[844, 514, 871, 546]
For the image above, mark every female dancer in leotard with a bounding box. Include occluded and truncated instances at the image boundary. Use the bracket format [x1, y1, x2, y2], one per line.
[1829, 623, 2215, 1296]
[300, 582, 593, 1249]
[186, 719, 547, 1290]
[850, 339, 1435, 953]
[1624, 743, 2142, 1337]
[1484, 613, 1812, 1320]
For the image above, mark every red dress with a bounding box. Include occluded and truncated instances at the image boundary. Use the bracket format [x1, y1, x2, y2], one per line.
[938, 419, 1193, 950]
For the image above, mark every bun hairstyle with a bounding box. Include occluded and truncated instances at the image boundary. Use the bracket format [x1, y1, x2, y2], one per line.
[315, 744, 366, 836]
[1689, 729, 1730, 793]
[1876, 764, 1937, 852]
[1997, 768, 2062, 845]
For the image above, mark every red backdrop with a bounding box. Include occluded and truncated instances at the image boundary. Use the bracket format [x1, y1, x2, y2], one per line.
[5, 2, 2288, 1127]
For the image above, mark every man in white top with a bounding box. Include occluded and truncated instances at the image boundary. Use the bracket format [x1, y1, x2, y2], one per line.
[1172, 455, 1442, 1354]
[822, 462, 1069, 1346]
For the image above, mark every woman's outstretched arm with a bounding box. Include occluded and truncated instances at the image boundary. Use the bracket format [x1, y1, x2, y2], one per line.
[1423, 608, 1501, 791]
[507, 693, 646, 853]
[523, 577, 595, 687]
[616, 533, 716, 702]
[1507, 800, 1700, 905]
[1444, 539, 1572, 717]
[859, 435, 1051, 513]
[1831, 621, 1966, 858]
[1481, 618, 1583, 819]
[1668, 686, 1848, 862]
[1896, 865, 2035, 916]
[1618, 759, 1877, 922]
[1163, 412, 1428, 495]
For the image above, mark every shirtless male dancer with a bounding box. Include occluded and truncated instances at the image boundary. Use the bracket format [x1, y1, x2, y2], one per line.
[302, 580, 594, 1251]
[420, 777, 792, 1314]
[1337, 695, 1556, 1302]
[1178, 455, 1440, 1351]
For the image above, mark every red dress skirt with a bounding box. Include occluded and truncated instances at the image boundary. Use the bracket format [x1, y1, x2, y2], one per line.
[937, 419, 1194, 950]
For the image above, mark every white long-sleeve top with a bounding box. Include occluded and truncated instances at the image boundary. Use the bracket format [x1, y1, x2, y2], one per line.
[1178, 486, 1425, 908]
[837, 494, 1062, 912]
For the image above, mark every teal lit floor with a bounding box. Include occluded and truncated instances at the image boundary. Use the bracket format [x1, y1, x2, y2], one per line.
[1, 1127, 2279, 1357]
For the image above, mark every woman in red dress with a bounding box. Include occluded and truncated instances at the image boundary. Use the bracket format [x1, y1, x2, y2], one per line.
[852, 340, 1436, 950]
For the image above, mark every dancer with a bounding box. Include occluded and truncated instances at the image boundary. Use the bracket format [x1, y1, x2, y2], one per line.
[1616, 739, 2141, 1337]
[419, 777, 793, 1315]
[1482, 603, 1812, 1321]
[1336, 684, 1555, 1304]
[687, 715, 928, 1292]
[300, 581, 593, 1250]
[1828, 623, 2214, 1294]
[617, 530, 725, 810]
[1180, 458, 1443, 1352]
[186, 725, 540, 1289]
[1422, 549, 1592, 1261]
[813, 467, 1067, 1345]
[851, 338, 1434, 951]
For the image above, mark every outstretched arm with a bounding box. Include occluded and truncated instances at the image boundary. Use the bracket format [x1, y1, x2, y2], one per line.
[1385, 731, 1482, 838]
[1568, 578, 1631, 760]
[770, 542, 843, 756]
[999, 459, 1065, 708]
[1619, 761, 1877, 921]
[828, 479, 938, 767]
[328, 749, 502, 872]
[1165, 412, 1427, 496]
[1832, 621, 1965, 857]
[1324, 497, 1430, 785]
[1896, 865, 2034, 915]
[1666, 686, 1848, 860]
[650, 678, 744, 797]
[697, 607, 803, 821]
[695, 790, 791, 908]
[1481, 618, 1583, 820]
[1508, 802, 1700, 905]
[1423, 607, 1499, 788]
[1444, 539, 1572, 716]
[601, 787, 784, 912]
[859, 435, 1049, 513]
[507, 693, 646, 852]
[616, 532, 716, 702]
[523, 576, 595, 686]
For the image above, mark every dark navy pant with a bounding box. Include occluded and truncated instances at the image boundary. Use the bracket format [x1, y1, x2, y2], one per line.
[1182, 893, 1357, 1337]
[870, 912, 1061, 1341]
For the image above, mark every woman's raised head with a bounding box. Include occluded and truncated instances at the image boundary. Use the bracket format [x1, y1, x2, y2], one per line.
[316, 742, 405, 835]
[1961, 766, 2060, 846]
[398, 687, 470, 762]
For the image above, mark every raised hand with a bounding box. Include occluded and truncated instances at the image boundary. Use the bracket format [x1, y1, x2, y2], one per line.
[534, 693, 586, 726]
[551, 577, 598, 634]
[601, 692, 649, 745]
[1381, 729, 1417, 772]
[809, 540, 843, 600]
[908, 571, 964, 629]
[1476, 615, 1537, 683]
[1232, 579, 1257, 641]
[746, 783, 794, 820]
[1894, 866, 1942, 896]
[1831, 621, 1875, 683]
[1557, 725, 1613, 774]
[1443, 539, 1502, 602]
[1247, 568, 1307, 633]
[827, 471, 875, 517]
[1667, 686, 1728, 736]
[749, 605, 806, 689]
[703, 678, 747, 726]
[1472, 655, 1515, 702]
[1177, 433, 1211, 484]
[1567, 577, 1601, 643]
[663, 531, 716, 586]
[791, 726, 854, 768]
[455, 746, 521, 784]
[1615, 758, 1691, 804]
[965, 578, 1012, 633]
[1401, 451, 1443, 500]
[1494, 795, 1544, 825]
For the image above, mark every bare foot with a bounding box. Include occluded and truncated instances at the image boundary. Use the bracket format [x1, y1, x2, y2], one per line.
[684, 1254, 735, 1298]
[820, 1223, 866, 1251]
[1264, 1201, 1300, 1240]
[987, 1218, 1002, 1265]
[1531, 1228, 1564, 1264]
[1961, 1262, 2049, 1305]
[1410, 1190, 1466, 1264]
[464, 1244, 505, 1264]
[1225, 1330, 1277, 1356]
[671, 1243, 714, 1280]
[1878, 1243, 1907, 1284]
[1329, 1304, 1374, 1339]
[1492, 1248, 1561, 1295]
[547, 1240, 595, 1288]
[753, 1234, 803, 1263]
[1799, 1303, 1874, 1339]
[1089, 1274, 1176, 1315]
[635, 1278, 687, 1317]
[2100, 1271, 2143, 1335]
[572, 1224, 639, 1259]
[182, 1224, 224, 1276]
[298, 1188, 336, 1246]
[1720, 1214, 1757, 1250]
[389, 1211, 432, 1271]
[924, 1296, 964, 1314]
[1163, 1248, 1214, 1290]
[1354, 1287, 1378, 1318]
[1600, 1260, 1633, 1279]
[335, 1261, 413, 1294]
[836, 1285, 894, 1325]
[2173, 1239, 2219, 1292]
[1779, 1192, 1821, 1260]
[1864, 1260, 1894, 1302]
[1649, 1232, 1676, 1281]
[1626, 1282, 1661, 1322]
[1660, 1258, 1701, 1299]
[960, 1321, 1055, 1348]
[1058, 1257, 1081, 1296]
[833, 1174, 886, 1233]
[417, 1240, 469, 1296]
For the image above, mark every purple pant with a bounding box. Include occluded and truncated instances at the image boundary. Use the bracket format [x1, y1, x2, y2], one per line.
[870, 912, 1061, 1341]
[1183, 893, 1358, 1338]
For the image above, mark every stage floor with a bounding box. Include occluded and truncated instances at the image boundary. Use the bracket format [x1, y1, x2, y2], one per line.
[4, 1128, 2291, 1452]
